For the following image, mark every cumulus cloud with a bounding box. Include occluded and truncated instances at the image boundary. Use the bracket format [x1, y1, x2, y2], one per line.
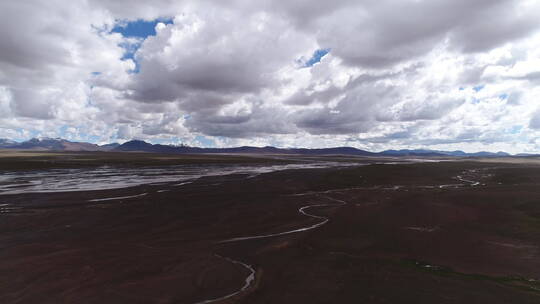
[1, 0, 540, 152]
[127, 8, 314, 100]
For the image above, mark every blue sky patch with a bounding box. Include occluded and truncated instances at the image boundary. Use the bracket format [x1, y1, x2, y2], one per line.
[195, 135, 215, 147]
[118, 41, 141, 60]
[473, 85, 485, 92]
[118, 40, 142, 73]
[302, 48, 330, 67]
[112, 18, 173, 39]
[499, 93, 508, 100]
[112, 18, 173, 73]
[506, 125, 523, 135]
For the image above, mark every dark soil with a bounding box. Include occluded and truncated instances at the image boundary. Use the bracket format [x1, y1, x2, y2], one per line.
[1, 159, 540, 303]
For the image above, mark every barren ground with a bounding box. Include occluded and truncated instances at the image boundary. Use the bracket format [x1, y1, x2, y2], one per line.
[1, 153, 540, 303]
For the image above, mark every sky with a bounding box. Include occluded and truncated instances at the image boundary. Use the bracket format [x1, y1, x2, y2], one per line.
[1, 1, 540, 153]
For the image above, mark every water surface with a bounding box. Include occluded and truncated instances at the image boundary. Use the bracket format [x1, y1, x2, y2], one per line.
[0, 161, 357, 195]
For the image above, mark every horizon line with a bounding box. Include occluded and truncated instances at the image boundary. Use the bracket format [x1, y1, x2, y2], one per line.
[1, 137, 536, 156]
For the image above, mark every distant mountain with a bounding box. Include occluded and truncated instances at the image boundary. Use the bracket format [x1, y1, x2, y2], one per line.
[114, 140, 182, 153]
[60, 140, 106, 152]
[288, 147, 376, 156]
[100, 143, 120, 150]
[0, 138, 523, 157]
[379, 149, 447, 157]
[114, 140, 377, 156]
[443, 150, 468, 157]
[13, 138, 65, 150]
[379, 149, 510, 157]
[516, 153, 540, 157]
[1, 138, 106, 151]
[466, 151, 510, 157]
[0, 138, 17, 147]
[114, 141, 510, 157]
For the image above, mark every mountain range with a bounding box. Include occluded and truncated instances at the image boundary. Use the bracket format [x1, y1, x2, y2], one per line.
[0, 137, 524, 157]
[0, 138, 116, 152]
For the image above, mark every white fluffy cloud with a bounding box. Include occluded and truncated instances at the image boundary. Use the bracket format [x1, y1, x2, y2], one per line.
[1, 0, 540, 152]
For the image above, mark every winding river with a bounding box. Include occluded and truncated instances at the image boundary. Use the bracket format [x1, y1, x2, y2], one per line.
[194, 195, 347, 304]
[193, 169, 485, 303]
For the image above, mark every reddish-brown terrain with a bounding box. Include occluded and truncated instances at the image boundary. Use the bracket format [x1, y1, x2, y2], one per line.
[1, 153, 540, 303]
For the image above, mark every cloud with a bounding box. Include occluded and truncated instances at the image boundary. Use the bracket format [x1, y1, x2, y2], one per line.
[1, 1, 540, 152]
[127, 7, 314, 100]
[312, 0, 540, 68]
